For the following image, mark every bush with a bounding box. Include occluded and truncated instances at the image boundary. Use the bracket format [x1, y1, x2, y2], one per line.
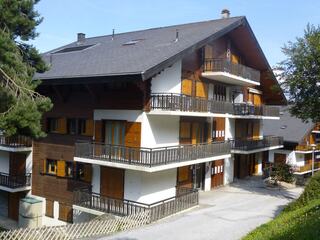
[285, 171, 320, 212]
[270, 163, 295, 184]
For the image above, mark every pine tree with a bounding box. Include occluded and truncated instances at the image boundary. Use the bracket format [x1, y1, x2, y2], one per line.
[0, 0, 52, 138]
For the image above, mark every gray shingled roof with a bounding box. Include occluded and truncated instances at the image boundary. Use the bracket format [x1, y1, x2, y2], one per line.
[263, 106, 314, 144]
[34, 16, 244, 81]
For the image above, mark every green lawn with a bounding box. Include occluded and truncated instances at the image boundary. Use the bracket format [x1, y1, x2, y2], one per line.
[243, 172, 320, 240]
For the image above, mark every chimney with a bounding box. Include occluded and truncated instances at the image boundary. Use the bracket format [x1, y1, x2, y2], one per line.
[175, 29, 179, 42]
[77, 33, 86, 43]
[221, 9, 230, 19]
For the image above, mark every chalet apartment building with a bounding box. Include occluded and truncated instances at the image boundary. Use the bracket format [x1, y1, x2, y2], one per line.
[0, 11, 287, 226]
[264, 106, 320, 184]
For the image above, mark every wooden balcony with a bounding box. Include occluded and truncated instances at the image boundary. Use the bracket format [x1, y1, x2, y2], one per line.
[202, 58, 260, 86]
[294, 162, 320, 173]
[295, 144, 320, 152]
[73, 187, 198, 222]
[0, 135, 32, 151]
[74, 141, 231, 171]
[0, 172, 31, 191]
[150, 93, 280, 118]
[231, 136, 283, 153]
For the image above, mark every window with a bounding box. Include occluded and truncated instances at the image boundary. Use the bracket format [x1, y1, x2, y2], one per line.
[76, 163, 85, 181]
[46, 159, 57, 175]
[65, 162, 74, 178]
[47, 118, 59, 133]
[67, 118, 77, 135]
[78, 119, 86, 135]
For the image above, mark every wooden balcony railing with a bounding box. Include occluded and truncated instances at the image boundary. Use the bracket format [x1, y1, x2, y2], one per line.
[75, 141, 231, 168]
[0, 172, 31, 189]
[295, 144, 320, 152]
[230, 136, 283, 152]
[0, 135, 32, 148]
[295, 162, 320, 173]
[73, 187, 199, 222]
[150, 93, 280, 117]
[203, 58, 260, 83]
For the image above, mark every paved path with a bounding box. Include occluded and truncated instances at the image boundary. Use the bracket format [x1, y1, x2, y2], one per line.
[100, 177, 303, 240]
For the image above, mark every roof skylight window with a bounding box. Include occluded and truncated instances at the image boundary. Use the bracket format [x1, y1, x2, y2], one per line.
[122, 39, 145, 46]
[53, 44, 95, 54]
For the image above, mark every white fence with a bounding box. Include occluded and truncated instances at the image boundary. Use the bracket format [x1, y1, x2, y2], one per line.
[0, 211, 150, 240]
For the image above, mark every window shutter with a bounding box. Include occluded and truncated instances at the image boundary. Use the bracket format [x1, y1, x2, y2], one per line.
[85, 119, 94, 136]
[195, 81, 208, 99]
[253, 122, 260, 139]
[58, 118, 67, 134]
[94, 120, 102, 142]
[181, 79, 192, 96]
[57, 160, 66, 177]
[125, 122, 141, 148]
[42, 159, 46, 174]
[83, 164, 92, 183]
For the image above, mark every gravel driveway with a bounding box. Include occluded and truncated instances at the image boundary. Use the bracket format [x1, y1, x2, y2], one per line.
[99, 177, 303, 240]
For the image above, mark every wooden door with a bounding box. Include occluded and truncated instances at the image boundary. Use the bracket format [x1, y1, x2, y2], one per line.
[253, 94, 262, 106]
[177, 166, 192, 188]
[9, 153, 26, 176]
[274, 153, 286, 166]
[100, 167, 124, 199]
[180, 122, 192, 144]
[213, 118, 225, 141]
[8, 192, 25, 221]
[211, 160, 224, 188]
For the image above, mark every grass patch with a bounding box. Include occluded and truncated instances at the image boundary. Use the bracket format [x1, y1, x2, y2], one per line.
[243, 172, 320, 240]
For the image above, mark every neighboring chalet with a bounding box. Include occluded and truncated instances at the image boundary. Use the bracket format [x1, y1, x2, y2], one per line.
[7, 11, 286, 225]
[0, 135, 32, 223]
[264, 106, 320, 183]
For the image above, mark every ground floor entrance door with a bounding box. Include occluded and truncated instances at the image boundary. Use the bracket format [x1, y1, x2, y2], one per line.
[234, 154, 257, 179]
[177, 163, 205, 190]
[193, 163, 205, 189]
[100, 167, 124, 199]
[211, 159, 224, 188]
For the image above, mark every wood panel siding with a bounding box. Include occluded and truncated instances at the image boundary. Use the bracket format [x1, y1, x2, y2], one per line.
[32, 142, 91, 206]
[45, 199, 54, 218]
[100, 167, 124, 199]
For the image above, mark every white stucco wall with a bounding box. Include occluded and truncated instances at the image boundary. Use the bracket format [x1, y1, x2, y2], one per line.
[204, 162, 212, 191]
[124, 169, 177, 204]
[91, 165, 100, 194]
[0, 151, 10, 174]
[224, 156, 234, 185]
[94, 110, 143, 122]
[141, 114, 180, 148]
[268, 150, 305, 167]
[151, 60, 182, 94]
[26, 151, 32, 174]
[225, 117, 235, 140]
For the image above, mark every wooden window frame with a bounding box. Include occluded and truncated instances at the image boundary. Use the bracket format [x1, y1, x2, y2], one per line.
[47, 118, 59, 133]
[46, 159, 57, 175]
[67, 118, 78, 135]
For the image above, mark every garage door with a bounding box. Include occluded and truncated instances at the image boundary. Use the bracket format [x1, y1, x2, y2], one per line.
[211, 160, 224, 188]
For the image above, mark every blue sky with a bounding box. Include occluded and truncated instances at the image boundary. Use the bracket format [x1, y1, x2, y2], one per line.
[31, 0, 320, 67]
